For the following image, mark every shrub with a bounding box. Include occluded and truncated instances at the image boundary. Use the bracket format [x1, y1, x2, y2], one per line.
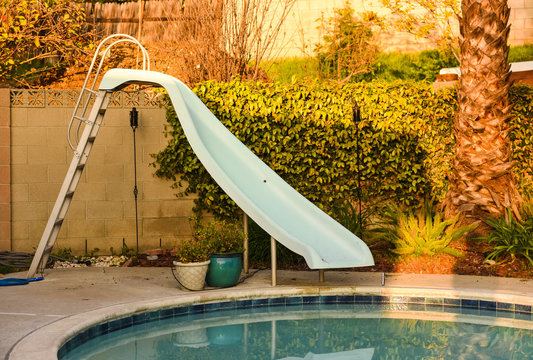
[0, 0, 94, 87]
[482, 208, 533, 266]
[174, 237, 211, 263]
[196, 219, 245, 254]
[329, 199, 375, 239]
[376, 201, 474, 257]
[152, 80, 533, 220]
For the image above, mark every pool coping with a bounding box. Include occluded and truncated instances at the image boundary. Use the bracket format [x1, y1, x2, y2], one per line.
[8, 284, 533, 360]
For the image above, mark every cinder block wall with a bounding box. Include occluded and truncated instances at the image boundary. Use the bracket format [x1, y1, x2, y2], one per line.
[8, 89, 196, 255]
[0, 89, 10, 251]
[275, 0, 533, 58]
[509, 0, 533, 46]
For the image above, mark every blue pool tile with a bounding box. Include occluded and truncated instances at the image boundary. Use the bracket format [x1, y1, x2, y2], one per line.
[218, 301, 235, 310]
[303, 296, 319, 304]
[321, 295, 338, 304]
[426, 298, 443, 305]
[88, 325, 103, 339]
[354, 295, 373, 304]
[205, 302, 221, 312]
[235, 299, 252, 309]
[461, 299, 479, 309]
[444, 298, 461, 307]
[108, 317, 132, 332]
[338, 295, 355, 304]
[408, 297, 425, 304]
[286, 297, 303, 306]
[74, 330, 90, 344]
[373, 295, 390, 304]
[251, 299, 267, 308]
[160, 308, 174, 319]
[147, 310, 160, 321]
[174, 306, 189, 316]
[269, 297, 286, 306]
[497, 302, 514, 312]
[515, 304, 532, 314]
[479, 300, 497, 311]
[132, 312, 148, 324]
[57, 346, 67, 359]
[191, 304, 205, 314]
[98, 322, 109, 335]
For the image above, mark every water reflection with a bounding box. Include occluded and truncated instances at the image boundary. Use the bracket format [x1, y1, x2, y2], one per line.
[61, 305, 533, 360]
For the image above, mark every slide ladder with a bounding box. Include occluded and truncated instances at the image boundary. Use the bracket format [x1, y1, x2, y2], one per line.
[27, 35, 150, 278]
[26, 92, 111, 277]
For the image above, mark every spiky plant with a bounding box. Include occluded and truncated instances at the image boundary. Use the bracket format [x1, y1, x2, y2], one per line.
[482, 208, 533, 265]
[377, 201, 475, 257]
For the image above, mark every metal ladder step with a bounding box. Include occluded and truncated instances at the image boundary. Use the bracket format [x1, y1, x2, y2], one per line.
[26, 90, 111, 278]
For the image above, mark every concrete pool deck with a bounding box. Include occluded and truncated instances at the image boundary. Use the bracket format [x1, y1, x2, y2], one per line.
[2, 267, 533, 359]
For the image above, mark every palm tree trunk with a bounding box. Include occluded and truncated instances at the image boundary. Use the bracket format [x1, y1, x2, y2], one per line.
[445, 0, 521, 223]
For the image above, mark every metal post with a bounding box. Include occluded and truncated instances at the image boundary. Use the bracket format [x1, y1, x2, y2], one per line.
[130, 108, 139, 253]
[243, 213, 249, 274]
[319, 269, 325, 283]
[353, 101, 363, 232]
[271, 236, 277, 286]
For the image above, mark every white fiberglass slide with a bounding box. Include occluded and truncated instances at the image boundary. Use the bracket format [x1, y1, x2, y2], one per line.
[99, 69, 374, 269]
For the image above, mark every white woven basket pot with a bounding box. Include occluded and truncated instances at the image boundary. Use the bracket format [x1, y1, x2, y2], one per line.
[173, 260, 210, 291]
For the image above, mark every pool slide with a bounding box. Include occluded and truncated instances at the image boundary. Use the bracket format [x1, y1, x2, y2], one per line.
[99, 69, 374, 269]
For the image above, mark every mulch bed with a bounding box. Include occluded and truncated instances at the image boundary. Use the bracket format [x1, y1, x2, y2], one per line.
[131, 240, 532, 279]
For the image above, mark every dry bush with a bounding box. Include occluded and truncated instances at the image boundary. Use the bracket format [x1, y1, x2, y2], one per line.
[152, 0, 295, 84]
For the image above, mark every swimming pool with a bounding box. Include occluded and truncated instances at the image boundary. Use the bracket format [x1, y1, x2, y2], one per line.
[59, 295, 533, 359]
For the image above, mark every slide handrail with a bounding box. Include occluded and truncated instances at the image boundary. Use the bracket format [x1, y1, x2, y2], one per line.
[67, 34, 150, 152]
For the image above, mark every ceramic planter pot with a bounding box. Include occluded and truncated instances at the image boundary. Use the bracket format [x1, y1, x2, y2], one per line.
[172, 260, 210, 291]
[206, 253, 242, 288]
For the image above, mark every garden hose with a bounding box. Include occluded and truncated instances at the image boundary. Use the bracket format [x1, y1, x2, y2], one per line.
[170, 264, 261, 291]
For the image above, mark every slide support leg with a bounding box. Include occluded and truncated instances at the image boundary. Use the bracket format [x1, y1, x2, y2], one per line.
[271, 236, 277, 286]
[319, 269, 325, 283]
[243, 213, 249, 274]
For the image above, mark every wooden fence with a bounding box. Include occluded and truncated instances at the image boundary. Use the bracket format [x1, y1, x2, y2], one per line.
[81, 1, 221, 43]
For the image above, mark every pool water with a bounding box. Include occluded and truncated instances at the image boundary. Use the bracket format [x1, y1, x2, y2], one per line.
[60, 302, 533, 360]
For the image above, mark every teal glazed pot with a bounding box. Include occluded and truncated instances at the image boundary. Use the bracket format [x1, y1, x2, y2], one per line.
[206, 253, 243, 287]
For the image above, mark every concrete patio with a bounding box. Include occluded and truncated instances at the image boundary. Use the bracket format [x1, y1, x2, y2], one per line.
[1, 267, 533, 359]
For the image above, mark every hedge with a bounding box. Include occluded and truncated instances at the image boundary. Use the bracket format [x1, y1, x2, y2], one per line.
[152, 81, 533, 219]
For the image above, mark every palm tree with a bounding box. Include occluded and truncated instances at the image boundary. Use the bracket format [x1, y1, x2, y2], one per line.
[444, 0, 522, 223]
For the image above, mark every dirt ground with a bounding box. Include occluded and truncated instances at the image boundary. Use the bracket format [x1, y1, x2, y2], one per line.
[129, 239, 533, 280]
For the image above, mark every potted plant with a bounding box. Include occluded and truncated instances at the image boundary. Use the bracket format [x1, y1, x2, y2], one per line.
[172, 235, 211, 291]
[202, 220, 245, 288]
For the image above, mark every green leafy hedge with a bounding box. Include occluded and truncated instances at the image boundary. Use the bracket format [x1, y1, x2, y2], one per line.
[152, 81, 533, 219]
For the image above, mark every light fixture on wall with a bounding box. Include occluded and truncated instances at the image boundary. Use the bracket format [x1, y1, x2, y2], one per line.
[130, 107, 139, 253]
